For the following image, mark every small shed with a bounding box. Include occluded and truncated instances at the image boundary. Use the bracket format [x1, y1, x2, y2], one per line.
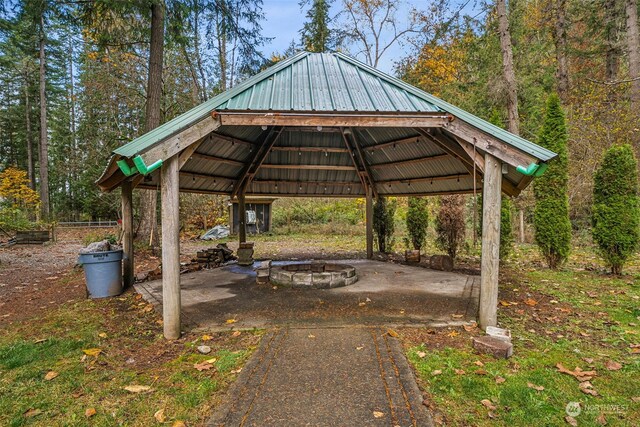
[97, 51, 557, 340]
[228, 197, 275, 234]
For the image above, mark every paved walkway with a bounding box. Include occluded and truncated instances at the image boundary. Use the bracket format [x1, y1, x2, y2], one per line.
[208, 326, 432, 427]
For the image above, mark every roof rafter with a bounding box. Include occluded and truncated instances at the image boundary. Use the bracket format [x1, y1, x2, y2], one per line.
[232, 126, 284, 198]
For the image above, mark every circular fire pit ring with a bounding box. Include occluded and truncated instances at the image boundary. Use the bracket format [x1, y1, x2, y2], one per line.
[269, 262, 358, 289]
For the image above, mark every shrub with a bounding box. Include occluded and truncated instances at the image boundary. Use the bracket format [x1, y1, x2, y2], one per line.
[373, 197, 396, 253]
[406, 197, 429, 250]
[533, 94, 571, 268]
[592, 144, 640, 274]
[435, 195, 466, 261]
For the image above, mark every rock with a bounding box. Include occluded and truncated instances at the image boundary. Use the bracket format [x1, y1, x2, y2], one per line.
[472, 336, 513, 359]
[135, 272, 149, 283]
[197, 345, 211, 354]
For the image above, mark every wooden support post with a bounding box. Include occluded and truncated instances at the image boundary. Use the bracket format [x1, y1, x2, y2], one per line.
[479, 153, 502, 330]
[121, 180, 134, 288]
[366, 186, 374, 259]
[238, 193, 247, 244]
[161, 154, 181, 340]
[519, 209, 525, 243]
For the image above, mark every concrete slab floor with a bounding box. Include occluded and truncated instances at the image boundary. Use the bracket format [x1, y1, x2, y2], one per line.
[135, 260, 479, 330]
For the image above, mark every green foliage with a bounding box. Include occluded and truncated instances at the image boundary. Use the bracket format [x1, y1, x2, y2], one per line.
[300, 0, 335, 53]
[533, 94, 571, 268]
[272, 198, 363, 229]
[435, 195, 466, 261]
[476, 196, 514, 260]
[592, 144, 640, 274]
[373, 197, 396, 253]
[82, 232, 117, 246]
[406, 197, 428, 250]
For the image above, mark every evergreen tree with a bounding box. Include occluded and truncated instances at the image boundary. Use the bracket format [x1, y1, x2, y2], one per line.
[373, 196, 396, 253]
[300, 0, 333, 53]
[406, 196, 428, 251]
[533, 94, 571, 268]
[435, 195, 466, 262]
[592, 144, 639, 274]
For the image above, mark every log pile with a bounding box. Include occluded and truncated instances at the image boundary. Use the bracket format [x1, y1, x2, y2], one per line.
[195, 243, 236, 268]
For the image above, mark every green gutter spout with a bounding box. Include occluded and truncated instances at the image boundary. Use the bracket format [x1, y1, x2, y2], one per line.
[117, 155, 163, 177]
[516, 162, 548, 177]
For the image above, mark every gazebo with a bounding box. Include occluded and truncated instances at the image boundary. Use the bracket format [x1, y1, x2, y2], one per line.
[97, 52, 556, 339]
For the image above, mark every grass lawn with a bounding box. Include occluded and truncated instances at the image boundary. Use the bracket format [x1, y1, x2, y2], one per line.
[0, 269, 261, 426]
[403, 244, 640, 426]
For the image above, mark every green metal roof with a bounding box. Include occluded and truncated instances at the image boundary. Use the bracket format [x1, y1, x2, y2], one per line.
[113, 51, 555, 162]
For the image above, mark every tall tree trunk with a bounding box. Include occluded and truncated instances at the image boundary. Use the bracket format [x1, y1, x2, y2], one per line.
[68, 36, 78, 219]
[626, 0, 640, 110]
[24, 78, 35, 190]
[553, 0, 570, 101]
[138, 0, 165, 249]
[496, 0, 520, 135]
[605, 0, 621, 82]
[38, 13, 50, 219]
[216, 6, 228, 91]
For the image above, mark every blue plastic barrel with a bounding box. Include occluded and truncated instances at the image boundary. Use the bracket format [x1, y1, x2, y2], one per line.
[78, 250, 123, 298]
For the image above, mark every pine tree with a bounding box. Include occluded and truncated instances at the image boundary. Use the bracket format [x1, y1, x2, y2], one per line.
[300, 0, 333, 53]
[406, 196, 428, 251]
[592, 144, 639, 274]
[533, 94, 571, 268]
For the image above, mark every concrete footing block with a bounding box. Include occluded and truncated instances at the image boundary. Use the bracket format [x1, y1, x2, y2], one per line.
[472, 336, 513, 359]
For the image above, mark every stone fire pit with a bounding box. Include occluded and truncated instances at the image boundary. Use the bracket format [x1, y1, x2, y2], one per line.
[269, 262, 358, 289]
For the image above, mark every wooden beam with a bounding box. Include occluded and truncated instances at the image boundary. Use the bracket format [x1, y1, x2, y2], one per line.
[121, 180, 134, 289]
[260, 164, 356, 171]
[180, 171, 236, 182]
[479, 153, 502, 330]
[340, 129, 368, 194]
[178, 137, 206, 170]
[161, 154, 181, 340]
[370, 153, 450, 169]
[210, 132, 255, 148]
[444, 118, 537, 168]
[141, 115, 221, 166]
[283, 126, 342, 133]
[251, 179, 360, 186]
[271, 146, 349, 153]
[350, 129, 379, 198]
[362, 135, 421, 152]
[191, 152, 245, 167]
[231, 127, 281, 198]
[238, 193, 246, 244]
[218, 112, 450, 128]
[366, 185, 373, 259]
[377, 173, 469, 186]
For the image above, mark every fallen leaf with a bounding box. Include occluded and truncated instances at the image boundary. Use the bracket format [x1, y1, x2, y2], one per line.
[556, 363, 596, 381]
[308, 334, 316, 339]
[85, 408, 96, 418]
[579, 381, 599, 396]
[172, 422, 186, 427]
[225, 319, 237, 324]
[474, 360, 485, 367]
[454, 369, 466, 375]
[596, 413, 607, 425]
[447, 330, 459, 338]
[495, 376, 506, 384]
[373, 411, 384, 418]
[230, 368, 242, 374]
[527, 382, 544, 391]
[98, 332, 108, 339]
[565, 416, 578, 426]
[500, 300, 511, 307]
[431, 369, 442, 376]
[204, 357, 217, 364]
[480, 399, 496, 411]
[154, 408, 166, 423]
[24, 408, 42, 418]
[387, 329, 399, 338]
[358, 302, 366, 307]
[524, 298, 538, 306]
[44, 371, 58, 381]
[201, 334, 213, 341]
[193, 361, 214, 371]
[124, 385, 152, 393]
[604, 360, 622, 371]
[451, 314, 463, 318]
[631, 397, 640, 403]
[232, 331, 241, 337]
[475, 369, 488, 375]
[34, 338, 47, 344]
[416, 351, 426, 358]
[82, 348, 102, 357]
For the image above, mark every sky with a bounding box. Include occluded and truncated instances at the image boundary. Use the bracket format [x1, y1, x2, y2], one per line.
[259, 0, 418, 74]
